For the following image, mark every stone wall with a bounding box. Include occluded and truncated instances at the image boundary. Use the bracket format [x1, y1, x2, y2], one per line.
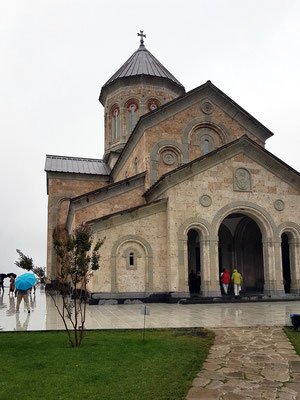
[73, 185, 146, 226]
[46, 173, 109, 281]
[88, 205, 168, 293]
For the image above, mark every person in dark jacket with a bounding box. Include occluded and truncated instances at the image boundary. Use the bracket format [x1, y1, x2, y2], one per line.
[0, 276, 4, 293]
[188, 269, 196, 294]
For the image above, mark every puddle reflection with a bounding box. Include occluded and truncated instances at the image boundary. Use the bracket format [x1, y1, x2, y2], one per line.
[29, 293, 37, 309]
[0, 292, 7, 310]
[6, 295, 16, 316]
[15, 312, 30, 331]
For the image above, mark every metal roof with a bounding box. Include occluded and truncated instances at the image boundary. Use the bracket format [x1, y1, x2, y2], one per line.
[45, 155, 110, 175]
[102, 44, 184, 88]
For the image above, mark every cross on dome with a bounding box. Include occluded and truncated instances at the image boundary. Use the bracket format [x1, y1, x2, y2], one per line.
[137, 30, 146, 45]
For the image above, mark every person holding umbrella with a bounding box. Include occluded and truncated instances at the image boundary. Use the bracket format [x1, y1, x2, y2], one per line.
[15, 273, 36, 313]
[0, 274, 6, 293]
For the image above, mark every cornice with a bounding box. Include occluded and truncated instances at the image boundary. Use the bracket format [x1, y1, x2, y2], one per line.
[144, 136, 300, 202]
[111, 81, 274, 180]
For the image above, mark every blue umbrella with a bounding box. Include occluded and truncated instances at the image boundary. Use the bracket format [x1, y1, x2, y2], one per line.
[15, 273, 37, 290]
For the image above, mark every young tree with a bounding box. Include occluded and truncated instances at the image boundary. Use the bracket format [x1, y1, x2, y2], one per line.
[51, 224, 104, 347]
[15, 249, 34, 271]
[15, 250, 45, 282]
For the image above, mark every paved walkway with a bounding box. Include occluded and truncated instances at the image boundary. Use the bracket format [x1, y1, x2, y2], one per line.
[186, 327, 300, 400]
[1, 286, 300, 331]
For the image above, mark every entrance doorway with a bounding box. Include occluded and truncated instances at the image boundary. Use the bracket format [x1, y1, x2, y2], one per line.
[187, 229, 201, 294]
[281, 233, 291, 293]
[218, 213, 264, 293]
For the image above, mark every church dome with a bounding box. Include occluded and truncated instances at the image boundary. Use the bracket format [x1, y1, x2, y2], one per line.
[100, 33, 185, 167]
[99, 34, 185, 105]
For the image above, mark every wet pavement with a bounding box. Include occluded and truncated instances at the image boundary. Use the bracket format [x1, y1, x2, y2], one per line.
[0, 285, 300, 332]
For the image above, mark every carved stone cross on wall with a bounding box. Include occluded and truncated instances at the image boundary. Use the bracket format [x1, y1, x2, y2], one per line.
[138, 30, 146, 45]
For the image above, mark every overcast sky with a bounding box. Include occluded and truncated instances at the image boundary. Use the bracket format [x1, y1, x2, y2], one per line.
[1, 0, 299, 276]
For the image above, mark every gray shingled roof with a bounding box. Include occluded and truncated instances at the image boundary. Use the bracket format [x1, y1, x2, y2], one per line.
[102, 44, 184, 88]
[45, 155, 110, 175]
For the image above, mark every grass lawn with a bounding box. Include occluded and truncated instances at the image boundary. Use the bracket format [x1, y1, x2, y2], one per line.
[0, 328, 214, 400]
[284, 327, 300, 356]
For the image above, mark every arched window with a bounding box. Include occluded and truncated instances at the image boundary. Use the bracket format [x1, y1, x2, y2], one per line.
[148, 98, 160, 111]
[126, 101, 138, 133]
[111, 105, 120, 141]
[204, 139, 210, 155]
[129, 252, 134, 267]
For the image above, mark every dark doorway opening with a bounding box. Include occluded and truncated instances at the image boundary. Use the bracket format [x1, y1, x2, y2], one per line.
[218, 213, 264, 294]
[281, 233, 291, 293]
[187, 229, 201, 294]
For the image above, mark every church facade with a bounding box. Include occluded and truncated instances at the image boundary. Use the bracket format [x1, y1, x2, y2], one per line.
[45, 35, 300, 302]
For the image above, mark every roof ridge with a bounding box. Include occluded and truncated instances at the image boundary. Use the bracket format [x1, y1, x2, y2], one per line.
[46, 154, 105, 162]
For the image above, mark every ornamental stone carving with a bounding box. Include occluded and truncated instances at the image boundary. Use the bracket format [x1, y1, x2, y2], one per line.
[162, 150, 176, 165]
[200, 100, 214, 115]
[233, 168, 252, 192]
[200, 194, 212, 207]
[274, 199, 285, 211]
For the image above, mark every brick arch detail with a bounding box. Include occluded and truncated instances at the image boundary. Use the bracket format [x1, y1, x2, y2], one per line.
[181, 117, 232, 145]
[150, 139, 188, 185]
[110, 235, 153, 292]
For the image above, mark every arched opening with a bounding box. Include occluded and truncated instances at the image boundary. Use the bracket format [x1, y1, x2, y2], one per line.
[129, 252, 134, 267]
[203, 139, 210, 154]
[111, 105, 120, 141]
[218, 213, 264, 294]
[187, 229, 201, 295]
[281, 233, 291, 293]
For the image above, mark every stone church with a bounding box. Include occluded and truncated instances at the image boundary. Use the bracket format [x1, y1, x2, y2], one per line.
[45, 33, 300, 302]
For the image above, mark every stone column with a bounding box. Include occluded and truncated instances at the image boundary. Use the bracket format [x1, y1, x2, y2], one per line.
[290, 240, 300, 294]
[200, 239, 210, 296]
[204, 238, 221, 297]
[273, 239, 285, 295]
[262, 238, 284, 296]
[178, 237, 189, 293]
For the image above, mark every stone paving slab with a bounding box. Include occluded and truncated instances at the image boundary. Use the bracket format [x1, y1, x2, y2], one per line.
[186, 327, 300, 400]
[1, 288, 300, 331]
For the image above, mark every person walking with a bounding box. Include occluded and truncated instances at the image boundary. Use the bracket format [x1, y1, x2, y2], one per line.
[29, 284, 36, 294]
[232, 269, 243, 298]
[220, 268, 225, 295]
[221, 269, 230, 295]
[0, 275, 4, 293]
[9, 276, 15, 295]
[15, 288, 30, 313]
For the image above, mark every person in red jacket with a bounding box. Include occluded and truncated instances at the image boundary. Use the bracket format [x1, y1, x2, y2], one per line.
[221, 269, 230, 295]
